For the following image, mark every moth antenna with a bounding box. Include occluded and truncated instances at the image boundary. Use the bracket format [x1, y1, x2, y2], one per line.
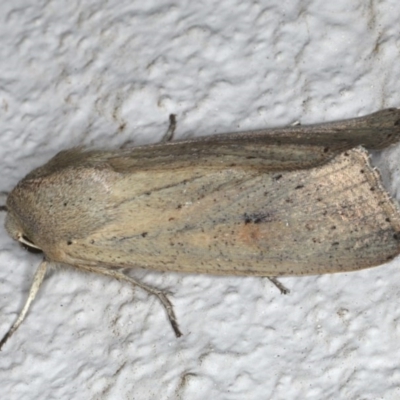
[77, 265, 183, 337]
[0, 260, 48, 350]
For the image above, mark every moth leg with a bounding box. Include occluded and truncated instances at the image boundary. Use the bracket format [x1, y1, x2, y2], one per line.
[267, 277, 290, 295]
[0, 260, 48, 350]
[160, 114, 177, 142]
[77, 265, 182, 337]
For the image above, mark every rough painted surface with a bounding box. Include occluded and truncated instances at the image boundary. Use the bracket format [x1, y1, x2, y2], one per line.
[1, 1, 400, 399]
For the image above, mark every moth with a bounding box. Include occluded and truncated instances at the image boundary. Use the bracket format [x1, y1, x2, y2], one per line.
[1, 108, 400, 349]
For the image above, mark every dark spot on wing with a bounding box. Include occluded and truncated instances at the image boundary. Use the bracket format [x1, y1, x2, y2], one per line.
[243, 212, 275, 224]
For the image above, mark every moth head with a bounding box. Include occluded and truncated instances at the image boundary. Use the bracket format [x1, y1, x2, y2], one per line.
[3, 205, 43, 253]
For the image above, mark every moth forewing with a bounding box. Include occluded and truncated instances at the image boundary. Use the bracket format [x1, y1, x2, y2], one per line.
[2, 108, 400, 349]
[108, 107, 400, 172]
[52, 147, 400, 275]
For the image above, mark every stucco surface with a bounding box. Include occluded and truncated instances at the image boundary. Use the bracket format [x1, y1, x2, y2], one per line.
[1, 1, 400, 399]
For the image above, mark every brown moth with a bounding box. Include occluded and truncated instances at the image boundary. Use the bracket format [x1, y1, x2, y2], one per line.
[1, 109, 400, 349]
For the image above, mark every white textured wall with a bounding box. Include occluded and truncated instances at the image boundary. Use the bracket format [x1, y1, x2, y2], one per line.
[1, 1, 400, 399]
